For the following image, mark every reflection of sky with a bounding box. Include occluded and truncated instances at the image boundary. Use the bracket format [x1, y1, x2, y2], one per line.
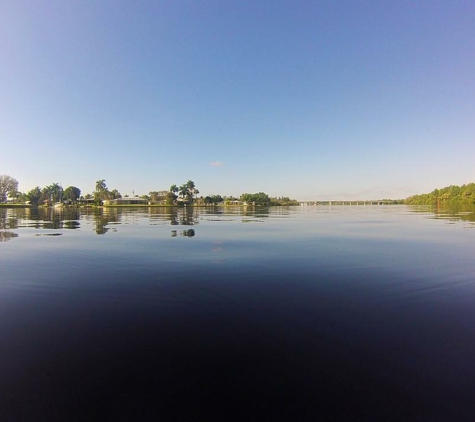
[3, 205, 475, 242]
[2, 206, 474, 296]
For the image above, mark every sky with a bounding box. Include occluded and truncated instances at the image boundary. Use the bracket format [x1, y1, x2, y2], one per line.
[1, 0, 474, 200]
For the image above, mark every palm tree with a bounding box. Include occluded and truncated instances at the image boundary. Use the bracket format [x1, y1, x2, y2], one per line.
[170, 181, 199, 204]
[185, 180, 198, 203]
[179, 184, 188, 201]
[95, 179, 107, 193]
[94, 179, 109, 204]
[42, 183, 63, 204]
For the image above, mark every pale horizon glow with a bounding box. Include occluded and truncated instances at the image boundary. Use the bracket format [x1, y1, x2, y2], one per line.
[1, 1, 474, 201]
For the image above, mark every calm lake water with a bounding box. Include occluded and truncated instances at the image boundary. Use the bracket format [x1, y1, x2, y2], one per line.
[1, 205, 475, 420]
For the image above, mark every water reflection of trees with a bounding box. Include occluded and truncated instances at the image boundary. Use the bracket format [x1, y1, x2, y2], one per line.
[1, 205, 292, 239]
[1, 208, 21, 241]
[72, 206, 274, 236]
[150, 207, 199, 237]
[82, 207, 202, 235]
[148, 206, 199, 226]
[408, 205, 475, 224]
[182, 228, 195, 237]
[0, 207, 82, 231]
[0, 231, 18, 242]
[171, 228, 195, 237]
[42, 207, 81, 230]
[85, 207, 120, 235]
[0, 208, 18, 230]
[241, 207, 270, 219]
[87, 207, 200, 235]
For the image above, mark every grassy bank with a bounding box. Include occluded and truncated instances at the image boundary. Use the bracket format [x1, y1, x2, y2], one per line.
[0, 204, 32, 208]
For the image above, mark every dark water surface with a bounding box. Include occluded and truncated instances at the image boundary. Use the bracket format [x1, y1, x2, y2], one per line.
[1, 205, 475, 420]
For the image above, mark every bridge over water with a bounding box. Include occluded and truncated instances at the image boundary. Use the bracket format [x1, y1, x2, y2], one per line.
[299, 200, 403, 206]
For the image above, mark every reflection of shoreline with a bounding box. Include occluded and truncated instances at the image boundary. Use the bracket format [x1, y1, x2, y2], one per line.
[92, 207, 202, 235]
[0, 206, 257, 241]
[0, 231, 19, 242]
[1, 207, 83, 231]
[408, 205, 475, 224]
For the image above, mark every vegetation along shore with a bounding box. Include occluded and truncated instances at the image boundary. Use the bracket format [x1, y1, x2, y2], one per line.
[1, 174, 474, 207]
[0, 175, 298, 207]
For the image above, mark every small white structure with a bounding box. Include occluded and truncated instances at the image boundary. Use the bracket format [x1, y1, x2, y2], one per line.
[103, 197, 147, 205]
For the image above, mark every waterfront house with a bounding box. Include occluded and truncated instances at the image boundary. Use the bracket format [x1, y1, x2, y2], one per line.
[103, 197, 147, 205]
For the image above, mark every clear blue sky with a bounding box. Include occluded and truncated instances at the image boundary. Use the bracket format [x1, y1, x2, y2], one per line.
[1, 0, 474, 200]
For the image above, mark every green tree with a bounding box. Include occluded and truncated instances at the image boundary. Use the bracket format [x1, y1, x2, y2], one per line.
[270, 196, 299, 206]
[405, 183, 475, 205]
[63, 186, 81, 203]
[94, 179, 110, 204]
[240, 192, 271, 206]
[16, 191, 28, 203]
[462, 184, 475, 203]
[176, 180, 199, 204]
[41, 183, 63, 205]
[95, 179, 107, 193]
[178, 184, 189, 201]
[166, 191, 177, 205]
[0, 175, 19, 203]
[204, 194, 223, 205]
[186, 180, 199, 203]
[8, 190, 22, 203]
[40, 186, 51, 205]
[109, 189, 122, 199]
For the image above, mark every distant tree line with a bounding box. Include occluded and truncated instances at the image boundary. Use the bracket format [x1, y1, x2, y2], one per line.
[239, 193, 299, 206]
[24, 184, 85, 206]
[0, 178, 83, 206]
[1, 174, 301, 206]
[0, 176, 122, 206]
[405, 183, 475, 205]
[270, 196, 300, 206]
